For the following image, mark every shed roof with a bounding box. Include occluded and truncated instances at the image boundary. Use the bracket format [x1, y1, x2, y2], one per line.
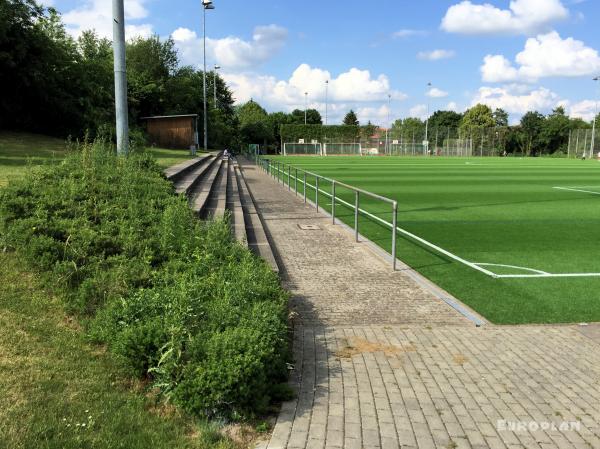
[140, 114, 198, 120]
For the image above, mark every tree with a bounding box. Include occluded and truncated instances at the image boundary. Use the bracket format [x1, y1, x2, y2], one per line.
[290, 108, 322, 125]
[493, 108, 509, 127]
[460, 104, 495, 130]
[343, 110, 359, 126]
[391, 118, 425, 141]
[236, 100, 272, 144]
[541, 106, 570, 154]
[360, 121, 377, 140]
[520, 111, 546, 156]
[427, 110, 462, 130]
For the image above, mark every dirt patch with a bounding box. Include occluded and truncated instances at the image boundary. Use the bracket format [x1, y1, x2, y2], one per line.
[453, 354, 468, 366]
[335, 337, 415, 359]
[221, 423, 264, 448]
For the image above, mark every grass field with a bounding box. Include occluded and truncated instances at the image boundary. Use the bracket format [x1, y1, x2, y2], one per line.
[0, 131, 194, 186]
[271, 156, 600, 324]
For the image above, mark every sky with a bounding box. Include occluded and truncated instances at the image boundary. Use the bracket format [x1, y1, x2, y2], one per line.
[48, 0, 600, 125]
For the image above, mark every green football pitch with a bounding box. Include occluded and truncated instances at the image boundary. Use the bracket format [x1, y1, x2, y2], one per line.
[269, 156, 600, 324]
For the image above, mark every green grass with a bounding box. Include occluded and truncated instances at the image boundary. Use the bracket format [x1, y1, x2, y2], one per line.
[0, 134, 253, 448]
[0, 131, 196, 185]
[0, 132, 69, 186]
[271, 156, 600, 324]
[0, 253, 236, 449]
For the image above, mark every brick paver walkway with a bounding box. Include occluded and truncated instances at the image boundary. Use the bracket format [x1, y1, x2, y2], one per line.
[240, 162, 600, 449]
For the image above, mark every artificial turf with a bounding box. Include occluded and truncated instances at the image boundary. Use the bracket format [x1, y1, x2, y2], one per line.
[270, 156, 600, 324]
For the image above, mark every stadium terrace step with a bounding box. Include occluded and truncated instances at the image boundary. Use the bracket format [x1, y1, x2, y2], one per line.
[165, 155, 278, 271]
[164, 152, 213, 183]
[228, 162, 247, 246]
[190, 158, 224, 217]
[172, 155, 217, 196]
[203, 157, 229, 219]
[236, 164, 279, 272]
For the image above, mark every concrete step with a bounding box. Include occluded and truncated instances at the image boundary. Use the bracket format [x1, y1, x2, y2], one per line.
[191, 158, 224, 216]
[229, 162, 247, 246]
[203, 158, 228, 219]
[164, 153, 212, 183]
[172, 155, 216, 196]
[236, 165, 279, 272]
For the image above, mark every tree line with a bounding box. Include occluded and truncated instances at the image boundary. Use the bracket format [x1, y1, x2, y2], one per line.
[1, 0, 237, 149]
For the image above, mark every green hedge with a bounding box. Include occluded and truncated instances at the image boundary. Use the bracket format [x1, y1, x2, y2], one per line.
[0, 140, 291, 418]
[280, 124, 360, 142]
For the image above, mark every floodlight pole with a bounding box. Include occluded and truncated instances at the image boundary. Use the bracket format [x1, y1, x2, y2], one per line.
[213, 64, 220, 108]
[202, 0, 214, 153]
[386, 94, 391, 154]
[325, 80, 329, 125]
[591, 77, 599, 159]
[304, 92, 308, 125]
[112, 0, 129, 156]
[425, 82, 431, 155]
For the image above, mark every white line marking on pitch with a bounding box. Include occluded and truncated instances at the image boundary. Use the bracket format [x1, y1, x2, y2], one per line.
[554, 186, 600, 195]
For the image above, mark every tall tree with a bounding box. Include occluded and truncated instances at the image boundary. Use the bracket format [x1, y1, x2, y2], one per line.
[343, 110, 359, 126]
[520, 111, 546, 156]
[236, 100, 272, 144]
[427, 110, 463, 130]
[460, 104, 495, 130]
[290, 108, 322, 125]
[493, 108, 509, 127]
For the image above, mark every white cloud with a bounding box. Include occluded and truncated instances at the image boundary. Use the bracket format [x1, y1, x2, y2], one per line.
[393, 29, 427, 38]
[471, 85, 560, 117]
[172, 25, 288, 71]
[223, 64, 406, 107]
[409, 104, 428, 119]
[427, 87, 449, 98]
[62, 0, 153, 38]
[481, 32, 600, 82]
[356, 105, 392, 125]
[446, 102, 460, 111]
[441, 0, 568, 35]
[567, 100, 597, 122]
[417, 49, 456, 61]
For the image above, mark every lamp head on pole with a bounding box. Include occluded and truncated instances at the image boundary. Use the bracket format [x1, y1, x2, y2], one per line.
[214, 64, 221, 70]
[203, 0, 215, 10]
[594, 77, 600, 82]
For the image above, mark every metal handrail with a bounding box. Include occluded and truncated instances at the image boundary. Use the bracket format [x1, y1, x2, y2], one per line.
[258, 156, 398, 270]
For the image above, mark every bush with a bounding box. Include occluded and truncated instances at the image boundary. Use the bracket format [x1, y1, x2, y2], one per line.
[0, 138, 290, 418]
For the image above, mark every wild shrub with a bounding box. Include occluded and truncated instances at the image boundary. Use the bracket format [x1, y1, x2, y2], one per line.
[0, 139, 290, 418]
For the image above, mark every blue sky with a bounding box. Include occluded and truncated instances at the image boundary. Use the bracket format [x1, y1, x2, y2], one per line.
[51, 0, 600, 125]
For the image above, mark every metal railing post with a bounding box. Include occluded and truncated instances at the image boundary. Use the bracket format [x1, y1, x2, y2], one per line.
[392, 201, 397, 270]
[355, 191, 359, 242]
[303, 172, 307, 203]
[332, 181, 336, 224]
[295, 168, 298, 195]
[288, 164, 291, 190]
[315, 176, 319, 212]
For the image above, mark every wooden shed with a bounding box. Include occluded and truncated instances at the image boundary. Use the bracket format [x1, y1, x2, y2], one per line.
[141, 114, 199, 150]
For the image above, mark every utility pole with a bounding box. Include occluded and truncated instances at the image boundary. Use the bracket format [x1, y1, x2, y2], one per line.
[425, 82, 431, 155]
[213, 64, 220, 108]
[591, 77, 599, 159]
[112, 0, 129, 156]
[386, 94, 391, 154]
[325, 80, 329, 126]
[202, 0, 215, 153]
[304, 92, 308, 125]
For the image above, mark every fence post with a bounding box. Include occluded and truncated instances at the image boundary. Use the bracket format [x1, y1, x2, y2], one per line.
[295, 168, 298, 195]
[332, 181, 336, 224]
[315, 176, 319, 212]
[288, 165, 291, 190]
[355, 191, 359, 242]
[303, 172, 307, 203]
[392, 201, 397, 271]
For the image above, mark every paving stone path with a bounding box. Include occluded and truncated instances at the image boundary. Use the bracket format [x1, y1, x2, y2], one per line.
[240, 162, 600, 449]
